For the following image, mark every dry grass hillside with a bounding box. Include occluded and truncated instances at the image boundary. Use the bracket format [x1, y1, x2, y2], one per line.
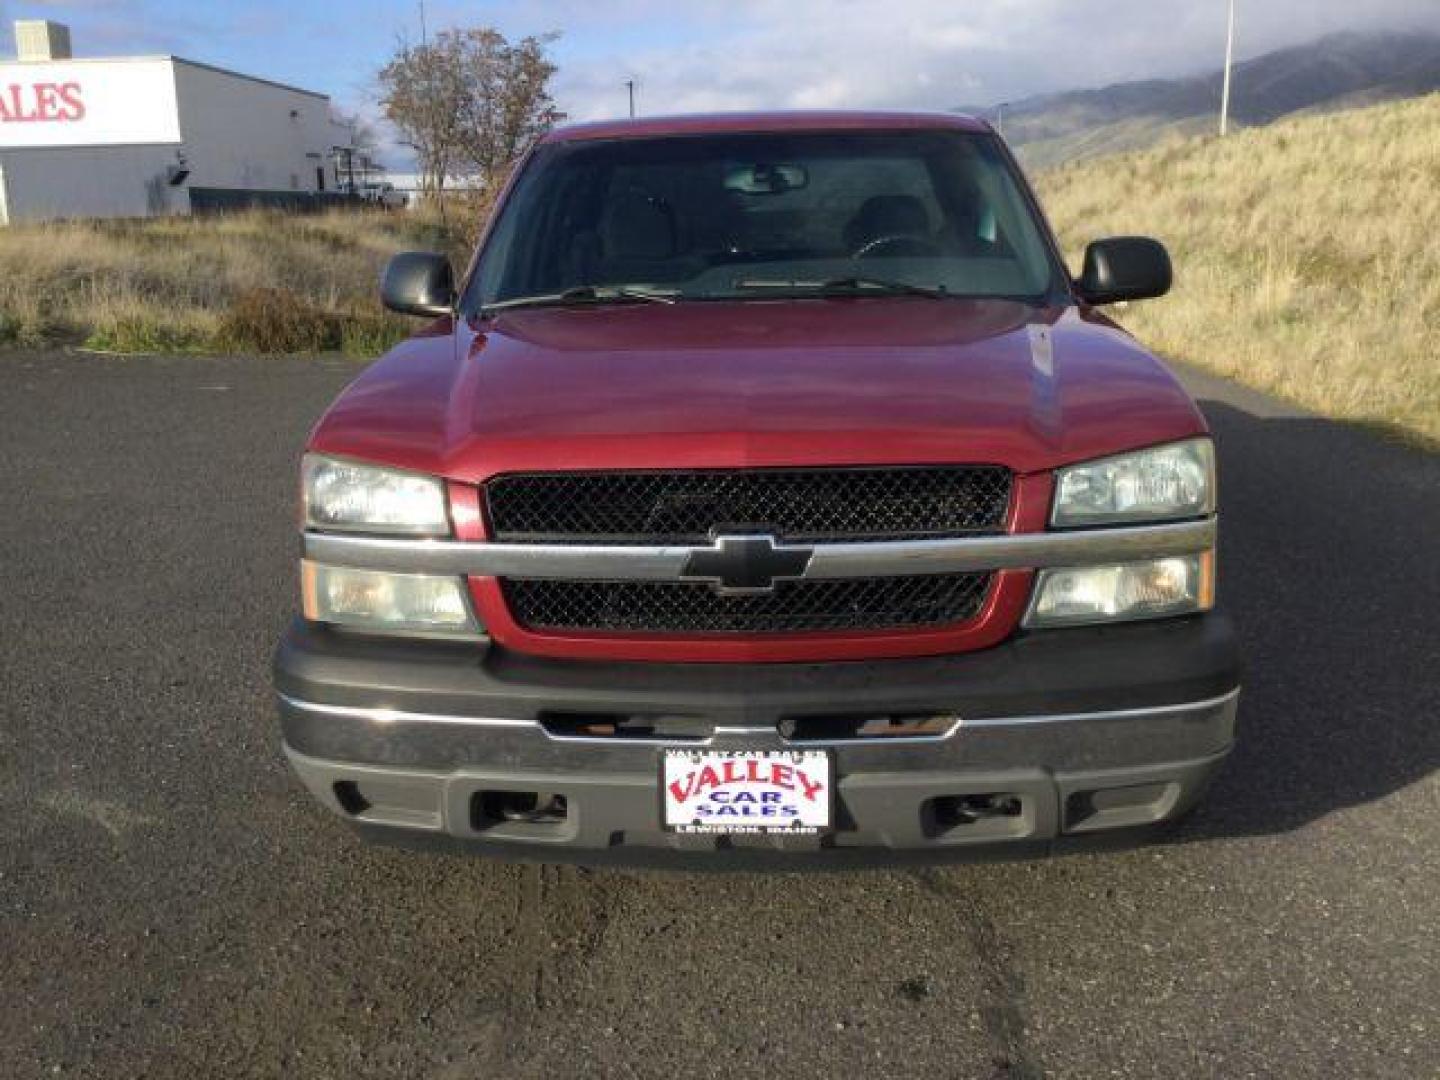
[0, 209, 460, 356]
[1036, 92, 1440, 446]
[2, 97, 1436, 445]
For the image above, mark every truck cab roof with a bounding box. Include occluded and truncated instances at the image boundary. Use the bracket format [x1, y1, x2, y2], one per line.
[542, 109, 992, 144]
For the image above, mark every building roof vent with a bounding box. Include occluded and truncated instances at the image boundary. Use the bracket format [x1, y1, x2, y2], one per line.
[15, 20, 73, 62]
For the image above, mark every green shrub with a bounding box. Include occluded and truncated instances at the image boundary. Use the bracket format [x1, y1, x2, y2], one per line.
[86, 315, 208, 354]
[216, 287, 343, 354]
[13, 307, 73, 348]
[340, 310, 413, 357]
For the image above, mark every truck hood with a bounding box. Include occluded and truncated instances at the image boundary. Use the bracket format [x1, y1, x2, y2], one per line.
[310, 298, 1207, 479]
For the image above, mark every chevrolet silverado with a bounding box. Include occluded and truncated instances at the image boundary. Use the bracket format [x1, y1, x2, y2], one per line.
[274, 111, 1240, 867]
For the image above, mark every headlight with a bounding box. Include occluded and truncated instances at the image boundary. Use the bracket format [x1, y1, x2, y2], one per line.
[1052, 438, 1214, 527]
[301, 561, 481, 637]
[302, 454, 449, 535]
[1025, 553, 1214, 628]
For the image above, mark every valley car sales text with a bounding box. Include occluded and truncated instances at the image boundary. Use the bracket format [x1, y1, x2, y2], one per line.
[666, 757, 828, 832]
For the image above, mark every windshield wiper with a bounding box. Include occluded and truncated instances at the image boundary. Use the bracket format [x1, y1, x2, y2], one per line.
[484, 285, 679, 314]
[731, 276, 950, 299]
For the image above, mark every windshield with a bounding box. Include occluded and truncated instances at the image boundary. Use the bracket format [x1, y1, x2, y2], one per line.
[468, 129, 1062, 309]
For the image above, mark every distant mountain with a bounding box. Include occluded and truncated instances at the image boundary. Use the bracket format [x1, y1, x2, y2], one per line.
[970, 31, 1440, 169]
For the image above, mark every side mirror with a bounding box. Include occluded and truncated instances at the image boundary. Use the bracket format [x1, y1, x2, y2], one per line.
[1076, 236, 1172, 305]
[381, 251, 455, 316]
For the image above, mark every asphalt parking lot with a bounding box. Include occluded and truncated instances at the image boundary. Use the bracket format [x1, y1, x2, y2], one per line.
[2, 349, 1436, 1078]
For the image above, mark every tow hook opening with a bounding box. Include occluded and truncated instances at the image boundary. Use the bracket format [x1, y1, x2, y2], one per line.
[472, 790, 570, 830]
[332, 780, 370, 816]
[929, 793, 1023, 830]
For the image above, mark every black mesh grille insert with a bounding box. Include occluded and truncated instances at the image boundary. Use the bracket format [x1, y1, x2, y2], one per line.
[501, 574, 993, 634]
[485, 466, 1011, 544]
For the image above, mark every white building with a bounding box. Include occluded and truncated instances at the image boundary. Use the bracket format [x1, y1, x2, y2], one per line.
[381, 173, 487, 211]
[0, 20, 356, 224]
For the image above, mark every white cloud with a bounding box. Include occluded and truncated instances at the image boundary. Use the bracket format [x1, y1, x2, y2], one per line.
[545, 0, 1440, 122]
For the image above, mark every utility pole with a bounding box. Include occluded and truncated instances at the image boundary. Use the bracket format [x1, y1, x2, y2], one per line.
[1220, 0, 1236, 136]
[996, 102, 1008, 137]
[625, 79, 636, 118]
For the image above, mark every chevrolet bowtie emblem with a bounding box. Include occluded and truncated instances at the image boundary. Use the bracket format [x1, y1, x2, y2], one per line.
[680, 534, 814, 594]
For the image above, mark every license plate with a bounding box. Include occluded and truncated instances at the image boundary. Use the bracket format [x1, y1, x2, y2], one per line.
[661, 749, 832, 834]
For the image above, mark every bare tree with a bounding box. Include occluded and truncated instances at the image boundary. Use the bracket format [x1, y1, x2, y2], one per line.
[377, 27, 560, 223]
[378, 34, 468, 218]
[452, 30, 562, 187]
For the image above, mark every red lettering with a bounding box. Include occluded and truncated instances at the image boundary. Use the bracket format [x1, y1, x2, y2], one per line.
[797, 771, 825, 802]
[668, 773, 696, 804]
[33, 84, 59, 121]
[672, 758, 826, 807]
[0, 82, 86, 123]
[58, 82, 84, 120]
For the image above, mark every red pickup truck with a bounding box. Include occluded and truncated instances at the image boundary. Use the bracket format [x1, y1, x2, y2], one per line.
[275, 111, 1239, 867]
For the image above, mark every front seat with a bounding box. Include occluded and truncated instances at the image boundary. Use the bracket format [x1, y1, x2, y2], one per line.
[842, 195, 931, 253]
[597, 190, 681, 283]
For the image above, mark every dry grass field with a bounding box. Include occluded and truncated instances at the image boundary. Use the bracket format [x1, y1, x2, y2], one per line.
[0, 209, 458, 356]
[1036, 92, 1440, 446]
[0, 96, 1435, 446]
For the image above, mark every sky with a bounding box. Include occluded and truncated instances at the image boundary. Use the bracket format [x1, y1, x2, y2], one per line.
[2, 0, 1439, 165]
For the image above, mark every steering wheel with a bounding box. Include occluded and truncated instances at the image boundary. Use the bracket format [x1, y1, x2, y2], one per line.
[852, 234, 944, 259]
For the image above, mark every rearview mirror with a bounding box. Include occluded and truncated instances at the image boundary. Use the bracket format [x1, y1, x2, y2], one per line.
[381, 251, 455, 317]
[1076, 236, 1172, 305]
[724, 162, 809, 196]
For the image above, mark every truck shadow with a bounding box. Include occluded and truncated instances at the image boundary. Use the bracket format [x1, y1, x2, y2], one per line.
[1173, 399, 1440, 843]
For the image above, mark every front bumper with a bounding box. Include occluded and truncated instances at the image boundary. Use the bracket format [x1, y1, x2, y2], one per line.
[274, 615, 1240, 868]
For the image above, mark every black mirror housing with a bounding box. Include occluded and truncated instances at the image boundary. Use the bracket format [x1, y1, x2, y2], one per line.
[1077, 236, 1172, 305]
[381, 252, 455, 317]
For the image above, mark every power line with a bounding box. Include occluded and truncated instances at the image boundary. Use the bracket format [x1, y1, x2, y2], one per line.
[1220, 0, 1236, 136]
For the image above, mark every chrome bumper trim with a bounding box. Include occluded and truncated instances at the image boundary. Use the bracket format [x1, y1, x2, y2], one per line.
[276, 692, 956, 747]
[303, 518, 1216, 581]
[277, 688, 1238, 748]
[961, 688, 1240, 728]
[277, 694, 535, 729]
